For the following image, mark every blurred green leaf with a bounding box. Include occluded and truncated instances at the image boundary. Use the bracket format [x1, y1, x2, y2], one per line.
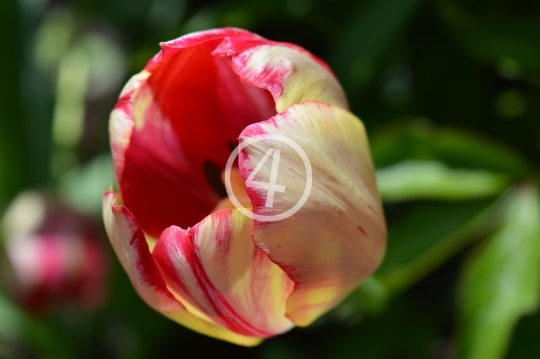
[331, 276, 390, 321]
[0, 293, 21, 337]
[371, 118, 434, 167]
[433, 130, 531, 175]
[377, 160, 511, 202]
[371, 119, 531, 175]
[354, 277, 390, 313]
[378, 199, 497, 293]
[57, 154, 116, 215]
[457, 184, 540, 359]
[438, 1, 540, 77]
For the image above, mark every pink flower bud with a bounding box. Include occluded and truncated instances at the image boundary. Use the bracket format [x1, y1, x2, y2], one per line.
[2, 192, 109, 313]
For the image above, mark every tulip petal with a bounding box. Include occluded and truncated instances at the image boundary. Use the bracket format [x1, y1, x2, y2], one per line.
[238, 101, 386, 326]
[148, 28, 275, 142]
[147, 44, 276, 166]
[213, 39, 349, 113]
[102, 191, 263, 346]
[147, 27, 263, 68]
[152, 208, 295, 338]
[109, 70, 149, 181]
[110, 69, 219, 238]
[118, 40, 275, 237]
[103, 191, 178, 311]
[119, 79, 221, 237]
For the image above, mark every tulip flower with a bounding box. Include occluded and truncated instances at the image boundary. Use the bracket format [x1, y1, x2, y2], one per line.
[1, 192, 108, 313]
[103, 28, 386, 346]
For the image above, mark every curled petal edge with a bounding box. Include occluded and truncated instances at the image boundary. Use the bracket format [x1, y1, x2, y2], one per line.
[102, 191, 263, 346]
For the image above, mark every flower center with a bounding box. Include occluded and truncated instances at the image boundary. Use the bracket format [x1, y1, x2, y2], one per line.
[212, 167, 252, 212]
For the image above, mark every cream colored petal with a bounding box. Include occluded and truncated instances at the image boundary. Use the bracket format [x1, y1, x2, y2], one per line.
[109, 71, 149, 180]
[238, 101, 386, 326]
[214, 42, 349, 113]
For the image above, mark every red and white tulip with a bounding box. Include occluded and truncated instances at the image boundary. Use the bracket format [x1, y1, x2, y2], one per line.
[103, 28, 386, 345]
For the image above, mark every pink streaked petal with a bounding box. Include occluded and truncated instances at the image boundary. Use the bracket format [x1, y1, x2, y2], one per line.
[109, 103, 132, 181]
[213, 36, 334, 76]
[102, 191, 263, 346]
[213, 42, 348, 113]
[119, 70, 150, 98]
[152, 209, 294, 338]
[109, 71, 149, 181]
[102, 191, 182, 311]
[238, 101, 386, 326]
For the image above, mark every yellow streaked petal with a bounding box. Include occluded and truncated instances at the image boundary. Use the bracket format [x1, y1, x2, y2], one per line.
[164, 311, 262, 347]
[152, 208, 294, 337]
[238, 101, 387, 326]
[224, 44, 348, 113]
[102, 191, 263, 346]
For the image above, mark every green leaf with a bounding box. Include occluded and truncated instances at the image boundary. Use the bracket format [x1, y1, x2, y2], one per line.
[370, 119, 531, 175]
[370, 118, 435, 168]
[377, 160, 512, 202]
[0, 293, 22, 337]
[432, 130, 530, 176]
[457, 184, 540, 359]
[57, 154, 116, 215]
[378, 199, 497, 293]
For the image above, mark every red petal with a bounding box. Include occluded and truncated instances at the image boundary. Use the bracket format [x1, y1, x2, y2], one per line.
[121, 77, 221, 237]
[146, 28, 262, 69]
[120, 42, 274, 236]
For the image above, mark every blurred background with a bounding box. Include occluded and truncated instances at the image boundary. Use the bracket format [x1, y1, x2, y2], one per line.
[0, 0, 539, 358]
